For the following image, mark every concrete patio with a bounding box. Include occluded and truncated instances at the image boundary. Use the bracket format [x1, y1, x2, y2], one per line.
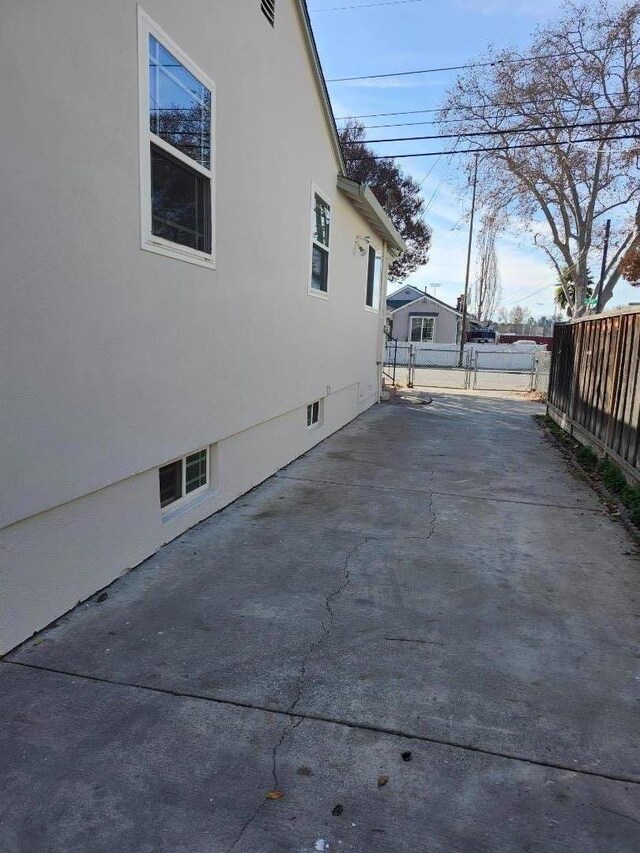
[1, 392, 639, 852]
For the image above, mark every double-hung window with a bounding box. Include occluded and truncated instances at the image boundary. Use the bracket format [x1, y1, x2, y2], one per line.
[139, 11, 215, 266]
[310, 191, 331, 294]
[365, 246, 383, 309]
[410, 316, 436, 343]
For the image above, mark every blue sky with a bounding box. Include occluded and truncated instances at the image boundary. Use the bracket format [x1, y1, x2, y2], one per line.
[308, 0, 639, 316]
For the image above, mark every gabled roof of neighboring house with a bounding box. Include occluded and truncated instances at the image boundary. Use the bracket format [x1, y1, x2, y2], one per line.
[386, 285, 428, 310]
[387, 290, 463, 317]
[294, 2, 406, 257]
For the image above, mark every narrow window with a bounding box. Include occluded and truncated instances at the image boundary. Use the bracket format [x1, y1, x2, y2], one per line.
[158, 448, 209, 509]
[310, 192, 331, 293]
[365, 246, 376, 307]
[140, 13, 215, 265]
[261, 0, 276, 26]
[306, 400, 322, 428]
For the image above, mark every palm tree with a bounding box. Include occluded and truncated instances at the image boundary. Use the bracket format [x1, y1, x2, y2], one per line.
[554, 268, 594, 318]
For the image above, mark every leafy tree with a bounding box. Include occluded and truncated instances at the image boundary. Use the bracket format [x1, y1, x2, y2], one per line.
[618, 244, 640, 283]
[339, 120, 432, 281]
[440, 1, 640, 316]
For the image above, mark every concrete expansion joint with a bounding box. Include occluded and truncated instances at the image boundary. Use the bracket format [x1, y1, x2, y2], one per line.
[5, 659, 640, 788]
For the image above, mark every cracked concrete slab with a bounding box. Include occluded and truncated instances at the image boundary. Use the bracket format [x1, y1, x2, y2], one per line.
[1, 665, 639, 853]
[2, 392, 640, 850]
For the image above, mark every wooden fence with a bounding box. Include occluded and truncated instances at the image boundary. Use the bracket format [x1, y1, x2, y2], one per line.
[547, 307, 640, 483]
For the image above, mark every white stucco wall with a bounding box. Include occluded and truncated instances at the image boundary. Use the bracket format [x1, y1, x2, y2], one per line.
[0, 0, 388, 651]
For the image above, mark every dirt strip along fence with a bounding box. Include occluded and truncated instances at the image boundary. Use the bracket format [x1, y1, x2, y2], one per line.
[547, 308, 640, 483]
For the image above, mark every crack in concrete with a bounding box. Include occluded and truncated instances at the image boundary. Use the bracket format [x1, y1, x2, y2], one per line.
[227, 537, 365, 852]
[5, 659, 639, 785]
[276, 474, 603, 513]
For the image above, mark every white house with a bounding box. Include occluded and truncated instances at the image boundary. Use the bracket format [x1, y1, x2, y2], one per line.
[0, 0, 404, 652]
[387, 286, 463, 344]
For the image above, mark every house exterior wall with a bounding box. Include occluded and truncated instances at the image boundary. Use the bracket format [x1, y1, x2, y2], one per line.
[390, 297, 461, 343]
[0, 0, 388, 652]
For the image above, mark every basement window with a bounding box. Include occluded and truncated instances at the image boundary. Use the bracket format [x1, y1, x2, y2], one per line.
[261, 0, 276, 26]
[307, 399, 322, 429]
[159, 448, 209, 509]
[139, 11, 215, 267]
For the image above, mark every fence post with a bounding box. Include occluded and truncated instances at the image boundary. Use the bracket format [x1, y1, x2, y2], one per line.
[407, 344, 414, 388]
[392, 338, 397, 385]
[604, 312, 626, 455]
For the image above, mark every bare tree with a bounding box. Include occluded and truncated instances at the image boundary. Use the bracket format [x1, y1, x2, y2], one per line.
[473, 213, 502, 321]
[509, 305, 532, 334]
[440, 1, 640, 315]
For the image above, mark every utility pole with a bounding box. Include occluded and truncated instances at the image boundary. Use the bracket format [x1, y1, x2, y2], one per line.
[594, 218, 611, 314]
[459, 153, 479, 366]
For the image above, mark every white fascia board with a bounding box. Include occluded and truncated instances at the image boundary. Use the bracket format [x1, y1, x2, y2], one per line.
[336, 176, 406, 256]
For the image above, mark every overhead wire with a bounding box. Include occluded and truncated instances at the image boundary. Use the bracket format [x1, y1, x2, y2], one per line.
[343, 132, 640, 159]
[326, 45, 609, 82]
[310, 0, 427, 10]
[343, 117, 639, 145]
[355, 104, 640, 130]
[335, 92, 633, 120]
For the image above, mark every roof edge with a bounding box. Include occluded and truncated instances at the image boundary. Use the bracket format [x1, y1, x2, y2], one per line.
[293, 0, 346, 174]
[388, 293, 462, 317]
[337, 176, 406, 256]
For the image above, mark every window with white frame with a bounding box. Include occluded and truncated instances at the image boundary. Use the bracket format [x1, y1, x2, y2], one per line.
[310, 192, 331, 293]
[365, 246, 383, 309]
[139, 11, 215, 265]
[159, 448, 208, 509]
[307, 399, 322, 428]
[410, 316, 436, 343]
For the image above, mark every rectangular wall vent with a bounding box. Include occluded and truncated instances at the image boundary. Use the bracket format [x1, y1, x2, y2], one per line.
[261, 0, 275, 26]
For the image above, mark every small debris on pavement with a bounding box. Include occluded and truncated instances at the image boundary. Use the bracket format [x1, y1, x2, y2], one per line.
[332, 804, 344, 816]
[296, 766, 313, 776]
[96, 592, 108, 602]
[377, 775, 389, 787]
[266, 790, 284, 800]
[401, 751, 412, 762]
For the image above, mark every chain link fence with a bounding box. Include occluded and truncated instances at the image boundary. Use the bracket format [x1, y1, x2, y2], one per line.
[384, 340, 547, 393]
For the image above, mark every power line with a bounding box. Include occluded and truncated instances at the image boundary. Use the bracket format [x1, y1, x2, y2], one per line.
[343, 132, 640, 160]
[327, 46, 608, 82]
[335, 92, 632, 120]
[358, 104, 640, 130]
[310, 0, 426, 10]
[342, 117, 639, 145]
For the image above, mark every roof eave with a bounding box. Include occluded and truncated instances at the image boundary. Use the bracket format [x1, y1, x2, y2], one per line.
[337, 176, 406, 256]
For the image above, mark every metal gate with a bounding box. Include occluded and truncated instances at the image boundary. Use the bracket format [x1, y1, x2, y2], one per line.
[384, 342, 541, 392]
[408, 346, 473, 389]
[472, 350, 536, 391]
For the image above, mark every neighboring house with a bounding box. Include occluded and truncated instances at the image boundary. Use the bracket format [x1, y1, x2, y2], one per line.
[0, 1, 404, 652]
[386, 286, 463, 344]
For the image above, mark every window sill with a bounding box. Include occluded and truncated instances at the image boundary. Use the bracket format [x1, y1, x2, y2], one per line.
[307, 287, 328, 300]
[142, 237, 216, 270]
[161, 487, 216, 525]
[364, 305, 380, 314]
